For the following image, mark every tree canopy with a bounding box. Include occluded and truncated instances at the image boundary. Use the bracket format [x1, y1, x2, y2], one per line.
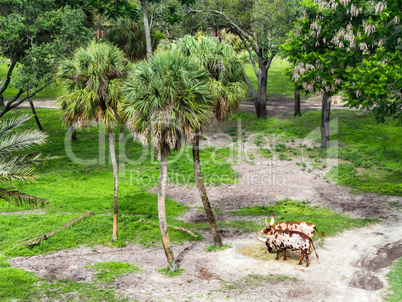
[282, 0, 402, 122]
[0, 0, 92, 118]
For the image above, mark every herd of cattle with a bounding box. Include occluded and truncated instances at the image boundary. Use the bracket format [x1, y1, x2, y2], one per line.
[256, 214, 326, 267]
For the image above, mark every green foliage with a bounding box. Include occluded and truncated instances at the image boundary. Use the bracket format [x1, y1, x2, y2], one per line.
[158, 266, 184, 277]
[385, 258, 402, 302]
[57, 40, 130, 132]
[0, 114, 50, 206]
[230, 199, 378, 238]
[205, 243, 231, 252]
[86, 262, 140, 283]
[0, 0, 92, 117]
[282, 0, 402, 121]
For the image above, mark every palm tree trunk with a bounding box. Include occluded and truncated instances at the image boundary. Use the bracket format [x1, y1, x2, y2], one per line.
[108, 131, 119, 242]
[193, 137, 223, 247]
[159, 144, 177, 271]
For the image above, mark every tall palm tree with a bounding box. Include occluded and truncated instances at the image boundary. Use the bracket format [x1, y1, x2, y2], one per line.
[123, 48, 214, 271]
[57, 41, 130, 242]
[171, 36, 247, 247]
[0, 114, 48, 206]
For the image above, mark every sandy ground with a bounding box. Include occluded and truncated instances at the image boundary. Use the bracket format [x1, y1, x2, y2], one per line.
[8, 97, 402, 301]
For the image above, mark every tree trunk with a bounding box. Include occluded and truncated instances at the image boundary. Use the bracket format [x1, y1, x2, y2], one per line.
[321, 92, 331, 149]
[108, 131, 119, 242]
[294, 89, 301, 117]
[70, 122, 77, 141]
[193, 137, 223, 247]
[28, 95, 43, 131]
[255, 63, 268, 119]
[159, 144, 178, 271]
[141, 0, 152, 58]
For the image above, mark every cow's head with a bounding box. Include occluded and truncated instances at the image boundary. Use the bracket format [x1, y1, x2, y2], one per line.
[260, 214, 275, 235]
[256, 232, 273, 252]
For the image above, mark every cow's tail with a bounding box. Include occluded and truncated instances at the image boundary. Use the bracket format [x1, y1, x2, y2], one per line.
[309, 237, 319, 261]
[314, 226, 326, 237]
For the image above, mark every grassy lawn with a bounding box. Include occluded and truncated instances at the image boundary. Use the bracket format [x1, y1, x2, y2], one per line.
[226, 110, 402, 195]
[0, 109, 237, 257]
[243, 58, 294, 98]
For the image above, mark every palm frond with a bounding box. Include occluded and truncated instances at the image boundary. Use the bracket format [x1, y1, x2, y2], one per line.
[0, 129, 47, 156]
[0, 187, 48, 207]
[0, 114, 32, 140]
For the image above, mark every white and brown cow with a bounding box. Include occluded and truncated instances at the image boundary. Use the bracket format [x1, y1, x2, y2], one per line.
[256, 229, 319, 267]
[260, 214, 326, 253]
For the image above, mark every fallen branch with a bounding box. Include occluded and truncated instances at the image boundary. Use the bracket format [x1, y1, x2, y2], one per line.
[139, 218, 198, 238]
[11, 211, 94, 249]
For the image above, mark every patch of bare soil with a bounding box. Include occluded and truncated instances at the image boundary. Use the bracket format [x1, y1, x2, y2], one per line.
[8, 100, 402, 301]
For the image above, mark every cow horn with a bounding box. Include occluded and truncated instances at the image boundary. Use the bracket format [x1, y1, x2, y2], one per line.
[270, 213, 275, 226]
[265, 216, 269, 228]
[256, 233, 267, 242]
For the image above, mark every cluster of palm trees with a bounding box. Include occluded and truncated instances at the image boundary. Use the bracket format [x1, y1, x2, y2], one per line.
[56, 36, 246, 271]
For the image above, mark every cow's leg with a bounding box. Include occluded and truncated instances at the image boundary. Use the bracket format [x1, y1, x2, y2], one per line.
[298, 251, 305, 265]
[283, 249, 287, 260]
[275, 248, 280, 260]
[308, 244, 312, 254]
[305, 250, 310, 267]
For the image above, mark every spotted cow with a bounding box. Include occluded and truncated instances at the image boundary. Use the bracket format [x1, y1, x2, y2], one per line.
[256, 229, 319, 267]
[260, 214, 326, 253]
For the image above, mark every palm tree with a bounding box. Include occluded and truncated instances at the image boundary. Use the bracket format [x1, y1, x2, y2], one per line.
[57, 41, 130, 242]
[172, 36, 247, 247]
[123, 48, 214, 271]
[0, 114, 48, 206]
[104, 17, 159, 62]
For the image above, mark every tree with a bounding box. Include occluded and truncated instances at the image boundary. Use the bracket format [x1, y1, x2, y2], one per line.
[184, 0, 300, 118]
[171, 35, 246, 247]
[123, 48, 214, 271]
[57, 41, 131, 242]
[139, 0, 197, 58]
[282, 0, 401, 145]
[104, 16, 160, 61]
[0, 114, 48, 206]
[0, 0, 92, 118]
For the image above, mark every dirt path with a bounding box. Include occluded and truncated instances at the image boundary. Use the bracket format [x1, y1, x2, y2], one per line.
[8, 98, 401, 301]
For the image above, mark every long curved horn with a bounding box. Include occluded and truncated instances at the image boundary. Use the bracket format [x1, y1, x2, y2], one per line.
[256, 233, 267, 242]
[270, 213, 275, 226]
[265, 216, 269, 228]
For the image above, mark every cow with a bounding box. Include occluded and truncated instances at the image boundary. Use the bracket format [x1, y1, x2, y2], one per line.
[256, 229, 319, 267]
[260, 214, 326, 253]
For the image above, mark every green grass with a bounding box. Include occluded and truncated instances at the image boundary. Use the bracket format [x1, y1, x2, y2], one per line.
[385, 258, 402, 301]
[0, 267, 127, 301]
[0, 109, 235, 256]
[205, 243, 232, 252]
[0, 268, 38, 301]
[85, 262, 140, 283]
[228, 110, 402, 195]
[243, 59, 294, 98]
[230, 199, 379, 238]
[157, 266, 184, 277]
